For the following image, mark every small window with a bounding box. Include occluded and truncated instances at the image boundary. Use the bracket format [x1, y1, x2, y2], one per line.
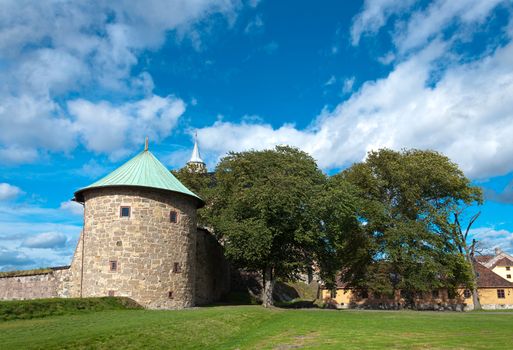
[464, 289, 472, 298]
[108, 290, 115, 297]
[168, 291, 174, 299]
[507, 266, 511, 271]
[497, 289, 505, 299]
[120, 206, 131, 218]
[432, 290, 439, 299]
[170, 210, 178, 223]
[109, 260, 118, 272]
[116, 240, 122, 247]
[173, 262, 181, 273]
[507, 274, 511, 279]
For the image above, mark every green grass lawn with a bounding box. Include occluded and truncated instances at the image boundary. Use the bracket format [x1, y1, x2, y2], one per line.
[1, 305, 512, 349]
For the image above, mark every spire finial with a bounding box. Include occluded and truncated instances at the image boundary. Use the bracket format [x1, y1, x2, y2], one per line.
[144, 137, 149, 151]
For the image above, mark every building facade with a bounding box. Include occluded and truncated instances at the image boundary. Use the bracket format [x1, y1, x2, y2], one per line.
[322, 249, 513, 310]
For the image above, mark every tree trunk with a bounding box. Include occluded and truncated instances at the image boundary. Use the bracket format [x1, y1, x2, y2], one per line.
[454, 213, 482, 311]
[471, 287, 481, 310]
[468, 257, 482, 310]
[262, 266, 274, 307]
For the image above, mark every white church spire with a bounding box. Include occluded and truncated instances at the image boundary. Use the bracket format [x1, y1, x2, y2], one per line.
[189, 132, 204, 163]
[187, 132, 207, 173]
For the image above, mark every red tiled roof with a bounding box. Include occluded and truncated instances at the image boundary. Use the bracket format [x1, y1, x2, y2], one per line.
[490, 256, 513, 269]
[475, 255, 494, 264]
[475, 263, 513, 288]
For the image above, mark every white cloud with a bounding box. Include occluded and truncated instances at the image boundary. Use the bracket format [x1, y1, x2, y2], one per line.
[342, 77, 356, 94]
[0, 183, 23, 201]
[248, 0, 262, 8]
[470, 227, 513, 254]
[0, 202, 82, 270]
[351, 0, 416, 45]
[196, 36, 513, 179]
[0, 0, 242, 164]
[59, 201, 84, 216]
[325, 76, 336, 86]
[0, 247, 34, 268]
[75, 160, 111, 179]
[22, 232, 68, 249]
[68, 95, 186, 159]
[0, 95, 76, 162]
[394, 0, 504, 54]
[351, 0, 504, 55]
[245, 14, 264, 34]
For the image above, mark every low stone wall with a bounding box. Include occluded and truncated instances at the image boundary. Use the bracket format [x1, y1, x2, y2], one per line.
[0, 267, 70, 300]
[482, 304, 513, 310]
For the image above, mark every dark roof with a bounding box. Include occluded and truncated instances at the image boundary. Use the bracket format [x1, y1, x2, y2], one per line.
[475, 263, 513, 288]
[490, 256, 513, 268]
[327, 263, 513, 290]
[475, 255, 494, 264]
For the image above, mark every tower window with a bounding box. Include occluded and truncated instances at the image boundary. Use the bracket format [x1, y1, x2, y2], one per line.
[507, 266, 511, 271]
[120, 206, 131, 218]
[168, 291, 174, 299]
[170, 210, 178, 223]
[507, 274, 511, 279]
[109, 260, 118, 272]
[497, 289, 505, 299]
[173, 262, 181, 273]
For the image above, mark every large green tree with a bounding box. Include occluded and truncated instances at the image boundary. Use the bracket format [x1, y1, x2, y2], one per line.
[340, 149, 482, 303]
[210, 146, 330, 307]
[172, 167, 214, 227]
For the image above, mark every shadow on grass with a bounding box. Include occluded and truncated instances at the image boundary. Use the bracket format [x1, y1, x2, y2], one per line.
[274, 299, 319, 309]
[199, 291, 321, 310]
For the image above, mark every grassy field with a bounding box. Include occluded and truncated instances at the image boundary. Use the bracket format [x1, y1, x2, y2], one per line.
[1, 304, 513, 349]
[0, 297, 141, 321]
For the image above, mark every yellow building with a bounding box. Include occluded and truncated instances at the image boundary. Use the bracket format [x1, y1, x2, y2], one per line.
[477, 248, 513, 281]
[322, 248, 513, 310]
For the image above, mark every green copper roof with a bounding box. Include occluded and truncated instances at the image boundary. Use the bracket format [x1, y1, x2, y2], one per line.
[74, 149, 202, 206]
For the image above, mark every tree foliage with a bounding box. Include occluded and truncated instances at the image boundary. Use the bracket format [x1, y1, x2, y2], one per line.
[339, 149, 482, 300]
[209, 146, 359, 306]
[172, 167, 214, 227]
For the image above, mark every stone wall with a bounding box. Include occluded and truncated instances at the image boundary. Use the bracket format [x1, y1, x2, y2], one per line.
[0, 267, 69, 300]
[80, 187, 197, 309]
[195, 228, 230, 305]
[0, 188, 234, 308]
[59, 230, 84, 298]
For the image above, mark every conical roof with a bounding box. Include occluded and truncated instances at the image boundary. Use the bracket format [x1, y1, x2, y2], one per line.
[188, 133, 205, 164]
[74, 148, 203, 206]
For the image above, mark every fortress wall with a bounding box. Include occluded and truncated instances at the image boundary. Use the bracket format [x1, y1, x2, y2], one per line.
[58, 231, 84, 298]
[80, 187, 197, 309]
[0, 268, 69, 300]
[195, 228, 230, 305]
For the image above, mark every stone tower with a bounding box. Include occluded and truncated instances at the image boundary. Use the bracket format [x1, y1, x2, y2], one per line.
[186, 133, 207, 173]
[73, 141, 203, 309]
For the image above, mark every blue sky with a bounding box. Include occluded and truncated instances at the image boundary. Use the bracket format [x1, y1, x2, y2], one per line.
[1, 0, 513, 271]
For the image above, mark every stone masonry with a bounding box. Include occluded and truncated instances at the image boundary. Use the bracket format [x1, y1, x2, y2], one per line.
[78, 186, 198, 309]
[0, 268, 68, 300]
